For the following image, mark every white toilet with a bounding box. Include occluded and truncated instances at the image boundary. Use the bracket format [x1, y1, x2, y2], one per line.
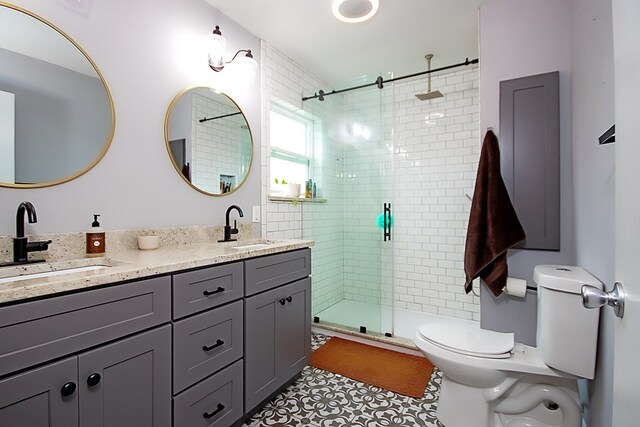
[414, 265, 603, 427]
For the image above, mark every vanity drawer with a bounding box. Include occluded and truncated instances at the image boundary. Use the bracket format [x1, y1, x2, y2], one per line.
[173, 262, 243, 319]
[173, 300, 243, 394]
[173, 359, 243, 427]
[244, 248, 311, 296]
[0, 276, 171, 377]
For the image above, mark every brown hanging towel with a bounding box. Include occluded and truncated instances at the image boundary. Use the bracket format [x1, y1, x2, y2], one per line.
[464, 130, 526, 296]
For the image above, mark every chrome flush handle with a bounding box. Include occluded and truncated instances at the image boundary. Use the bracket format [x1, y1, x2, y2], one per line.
[581, 282, 625, 318]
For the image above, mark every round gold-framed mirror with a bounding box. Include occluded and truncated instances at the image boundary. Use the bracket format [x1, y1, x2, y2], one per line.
[164, 87, 253, 196]
[0, 2, 115, 188]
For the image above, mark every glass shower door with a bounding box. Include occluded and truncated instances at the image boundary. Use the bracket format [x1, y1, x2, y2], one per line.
[304, 82, 394, 337]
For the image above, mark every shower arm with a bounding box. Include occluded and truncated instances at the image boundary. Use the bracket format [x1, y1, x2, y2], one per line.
[302, 57, 478, 102]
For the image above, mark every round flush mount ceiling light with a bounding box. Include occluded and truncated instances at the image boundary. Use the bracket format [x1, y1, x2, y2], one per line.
[332, 0, 379, 23]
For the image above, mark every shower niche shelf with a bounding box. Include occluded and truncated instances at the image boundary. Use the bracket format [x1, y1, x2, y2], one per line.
[268, 196, 327, 203]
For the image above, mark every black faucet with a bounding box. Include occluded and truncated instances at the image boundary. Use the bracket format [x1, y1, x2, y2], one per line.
[219, 205, 244, 242]
[13, 201, 52, 263]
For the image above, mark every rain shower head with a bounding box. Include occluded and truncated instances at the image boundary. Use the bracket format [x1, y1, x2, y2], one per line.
[416, 91, 444, 101]
[415, 54, 444, 101]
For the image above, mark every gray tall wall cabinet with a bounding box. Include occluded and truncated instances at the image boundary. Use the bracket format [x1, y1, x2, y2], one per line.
[0, 248, 312, 427]
[500, 71, 560, 251]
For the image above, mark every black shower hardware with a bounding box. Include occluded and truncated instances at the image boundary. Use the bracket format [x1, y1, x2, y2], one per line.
[199, 111, 243, 123]
[383, 203, 392, 242]
[219, 205, 244, 242]
[11, 201, 52, 264]
[302, 57, 479, 102]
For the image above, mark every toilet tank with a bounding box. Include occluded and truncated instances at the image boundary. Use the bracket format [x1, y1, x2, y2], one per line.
[534, 265, 603, 379]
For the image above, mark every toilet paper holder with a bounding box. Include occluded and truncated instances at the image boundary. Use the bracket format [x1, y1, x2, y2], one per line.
[581, 282, 625, 318]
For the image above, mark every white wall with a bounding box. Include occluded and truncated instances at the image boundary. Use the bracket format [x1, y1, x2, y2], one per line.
[0, 0, 261, 235]
[0, 90, 14, 183]
[478, 0, 574, 345]
[571, 1, 615, 425]
[479, 0, 574, 284]
[480, 0, 615, 424]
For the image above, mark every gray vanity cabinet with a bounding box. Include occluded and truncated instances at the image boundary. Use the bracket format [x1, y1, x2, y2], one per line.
[244, 249, 311, 412]
[0, 324, 171, 427]
[0, 246, 312, 427]
[172, 264, 245, 427]
[79, 325, 171, 427]
[0, 276, 171, 427]
[0, 357, 78, 427]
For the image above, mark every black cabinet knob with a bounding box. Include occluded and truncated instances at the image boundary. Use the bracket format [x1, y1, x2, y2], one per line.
[286, 296, 293, 303]
[279, 298, 286, 305]
[87, 373, 101, 387]
[60, 381, 76, 397]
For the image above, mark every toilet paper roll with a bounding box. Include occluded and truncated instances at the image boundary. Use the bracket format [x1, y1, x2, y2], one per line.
[504, 277, 527, 298]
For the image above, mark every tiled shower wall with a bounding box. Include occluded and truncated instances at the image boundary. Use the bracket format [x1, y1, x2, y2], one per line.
[262, 40, 480, 322]
[261, 42, 345, 315]
[192, 93, 251, 194]
[391, 68, 480, 321]
[338, 67, 480, 321]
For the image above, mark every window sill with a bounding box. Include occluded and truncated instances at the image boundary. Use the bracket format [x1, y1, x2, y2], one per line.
[268, 195, 327, 203]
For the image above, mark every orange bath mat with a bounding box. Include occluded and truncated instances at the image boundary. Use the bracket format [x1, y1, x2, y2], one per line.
[310, 337, 433, 398]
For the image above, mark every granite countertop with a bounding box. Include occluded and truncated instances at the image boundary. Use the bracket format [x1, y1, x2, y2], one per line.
[0, 239, 313, 305]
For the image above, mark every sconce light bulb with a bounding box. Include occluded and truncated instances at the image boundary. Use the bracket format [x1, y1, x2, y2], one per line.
[208, 26, 227, 71]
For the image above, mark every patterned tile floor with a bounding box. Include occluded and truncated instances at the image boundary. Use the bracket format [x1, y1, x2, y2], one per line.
[245, 334, 445, 427]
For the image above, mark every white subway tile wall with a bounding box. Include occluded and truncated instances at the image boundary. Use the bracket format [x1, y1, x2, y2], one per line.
[261, 42, 345, 315]
[192, 92, 250, 194]
[262, 41, 480, 323]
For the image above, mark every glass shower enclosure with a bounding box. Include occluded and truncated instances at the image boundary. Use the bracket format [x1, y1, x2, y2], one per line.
[303, 82, 395, 337]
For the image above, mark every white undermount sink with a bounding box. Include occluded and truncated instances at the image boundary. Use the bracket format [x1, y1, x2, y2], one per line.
[0, 263, 111, 284]
[232, 243, 270, 250]
[230, 240, 277, 250]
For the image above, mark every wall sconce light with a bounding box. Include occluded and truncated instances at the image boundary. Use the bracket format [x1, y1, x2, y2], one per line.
[207, 25, 256, 72]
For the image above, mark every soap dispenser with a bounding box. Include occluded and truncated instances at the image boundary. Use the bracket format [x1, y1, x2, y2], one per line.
[86, 214, 106, 257]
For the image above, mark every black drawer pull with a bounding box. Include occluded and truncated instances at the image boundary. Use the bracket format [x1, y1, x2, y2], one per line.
[203, 286, 225, 297]
[286, 296, 293, 303]
[203, 403, 225, 419]
[60, 381, 76, 397]
[202, 339, 225, 352]
[279, 298, 286, 305]
[87, 373, 101, 387]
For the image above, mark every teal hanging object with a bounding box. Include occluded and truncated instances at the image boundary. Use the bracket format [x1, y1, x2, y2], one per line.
[376, 212, 393, 229]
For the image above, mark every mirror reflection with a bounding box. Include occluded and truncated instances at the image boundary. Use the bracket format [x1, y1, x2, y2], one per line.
[165, 87, 252, 196]
[0, 4, 114, 188]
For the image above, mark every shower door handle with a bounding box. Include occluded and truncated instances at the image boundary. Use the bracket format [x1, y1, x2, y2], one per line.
[383, 203, 392, 242]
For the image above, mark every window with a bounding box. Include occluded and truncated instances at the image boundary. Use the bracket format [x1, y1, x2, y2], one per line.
[269, 107, 312, 195]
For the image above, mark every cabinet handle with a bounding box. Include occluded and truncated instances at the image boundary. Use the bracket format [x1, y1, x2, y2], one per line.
[286, 296, 293, 303]
[203, 403, 225, 419]
[87, 373, 101, 387]
[279, 298, 286, 305]
[60, 381, 76, 397]
[202, 339, 224, 352]
[203, 286, 225, 297]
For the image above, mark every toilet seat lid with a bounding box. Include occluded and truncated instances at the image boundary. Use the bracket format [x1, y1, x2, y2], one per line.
[418, 323, 515, 357]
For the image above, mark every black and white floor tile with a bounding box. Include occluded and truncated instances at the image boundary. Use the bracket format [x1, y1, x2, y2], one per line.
[245, 334, 444, 427]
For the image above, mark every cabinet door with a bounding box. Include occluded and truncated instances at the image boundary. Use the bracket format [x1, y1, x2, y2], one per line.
[78, 325, 171, 427]
[244, 277, 311, 412]
[244, 287, 279, 411]
[277, 277, 311, 382]
[0, 357, 78, 427]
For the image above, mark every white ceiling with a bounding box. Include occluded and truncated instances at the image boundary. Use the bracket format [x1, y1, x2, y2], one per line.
[204, 0, 494, 89]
